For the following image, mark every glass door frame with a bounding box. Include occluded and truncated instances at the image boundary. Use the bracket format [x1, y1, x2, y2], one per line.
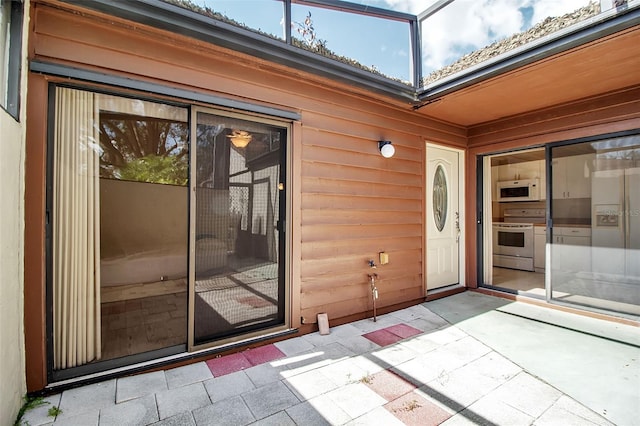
[45, 83, 192, 382]
[476, 146, 546, 298]
[478, 129, 640, 319]
[546, 130, 640, 317]
[187, 106, 292, 352]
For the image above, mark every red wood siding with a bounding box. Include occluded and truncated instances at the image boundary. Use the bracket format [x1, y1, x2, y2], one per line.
[24, 0, 467, 390]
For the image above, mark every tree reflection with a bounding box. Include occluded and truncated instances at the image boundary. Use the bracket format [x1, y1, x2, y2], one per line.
[99, 113, 188, 185]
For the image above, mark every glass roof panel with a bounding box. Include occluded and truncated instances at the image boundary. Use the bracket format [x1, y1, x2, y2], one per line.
[420, 0, 614, 87]
[187, 0, 286, 40]
[164, 0, 637, 90]
[291, 3, 412, 83]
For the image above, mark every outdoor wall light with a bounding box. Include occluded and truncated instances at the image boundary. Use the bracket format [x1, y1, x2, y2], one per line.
[378, 140, 395, 158]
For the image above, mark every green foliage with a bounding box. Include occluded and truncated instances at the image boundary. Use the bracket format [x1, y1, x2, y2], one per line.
[118, 155, 188, 186]
[14, 396, 48, 426]
[47, 406, 62, 418]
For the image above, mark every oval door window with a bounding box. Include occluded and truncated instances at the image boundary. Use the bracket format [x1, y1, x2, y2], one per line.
[433, 164, 447, 232]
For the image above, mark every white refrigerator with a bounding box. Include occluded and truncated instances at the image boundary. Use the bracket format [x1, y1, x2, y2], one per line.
[591, 168, 640, 278]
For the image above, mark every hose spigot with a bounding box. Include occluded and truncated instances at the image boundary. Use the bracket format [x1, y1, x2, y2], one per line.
[367, 273, 379, 321]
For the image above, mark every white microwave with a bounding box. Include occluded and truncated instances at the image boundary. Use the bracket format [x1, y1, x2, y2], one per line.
[496, 178, 540, 202]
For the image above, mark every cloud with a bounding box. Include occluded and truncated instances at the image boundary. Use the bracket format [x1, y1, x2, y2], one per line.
[523, 0, 595, 24]
[420, 0, 524, 71]
[380, 0, 429, 13]
[411, 0, 592, 73]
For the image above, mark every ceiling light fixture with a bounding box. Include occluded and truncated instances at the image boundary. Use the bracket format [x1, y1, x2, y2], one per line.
[227, 130, 252, 148]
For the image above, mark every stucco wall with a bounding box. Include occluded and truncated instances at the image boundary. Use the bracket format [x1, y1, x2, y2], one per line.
[0, 101, 27, 425]
[0, 1, 28, 424]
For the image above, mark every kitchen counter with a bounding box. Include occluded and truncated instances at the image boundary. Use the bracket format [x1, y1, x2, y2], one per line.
[552, 222, 591, 228]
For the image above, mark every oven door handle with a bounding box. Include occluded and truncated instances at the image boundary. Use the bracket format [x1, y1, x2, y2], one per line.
[494, 224, 533, 230]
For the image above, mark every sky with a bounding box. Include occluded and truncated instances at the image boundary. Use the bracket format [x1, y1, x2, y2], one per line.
[406, 0, 594, 74]
[193, 0, 598, 82]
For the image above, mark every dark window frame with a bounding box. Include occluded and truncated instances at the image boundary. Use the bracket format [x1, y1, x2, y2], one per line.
[1, 0, 24, 120]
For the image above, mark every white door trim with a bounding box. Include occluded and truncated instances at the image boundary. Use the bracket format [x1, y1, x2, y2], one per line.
[425, 142, 465, 293]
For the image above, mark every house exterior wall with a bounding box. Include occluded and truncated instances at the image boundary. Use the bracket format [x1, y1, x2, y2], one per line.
[464, 86, 640, 287]
[0, 94, 28, 426]
[0, 1, 29, 423]
[23, 0, 466, 391]
[24, 0, 639, 393]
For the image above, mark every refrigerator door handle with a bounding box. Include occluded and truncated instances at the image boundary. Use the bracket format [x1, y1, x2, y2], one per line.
[625, 178, 630, 249]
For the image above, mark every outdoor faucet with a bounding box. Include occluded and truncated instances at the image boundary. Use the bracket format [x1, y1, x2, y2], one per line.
[367, 273, 379, 321]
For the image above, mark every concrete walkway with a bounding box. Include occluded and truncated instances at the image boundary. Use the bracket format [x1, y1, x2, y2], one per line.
[20, 291, 639, 426]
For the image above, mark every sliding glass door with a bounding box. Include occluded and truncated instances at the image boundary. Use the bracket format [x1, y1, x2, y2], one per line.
[49, 88, 289, 379]
[50, 87, 189, 378]
[478, 134, 639, 318]
[549, 136, 640, 316]
[190, 109, 287, 347]
[480, 149, 546, 296]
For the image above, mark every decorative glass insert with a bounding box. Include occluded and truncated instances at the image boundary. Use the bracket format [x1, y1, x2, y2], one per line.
[433, 164, 447, 232]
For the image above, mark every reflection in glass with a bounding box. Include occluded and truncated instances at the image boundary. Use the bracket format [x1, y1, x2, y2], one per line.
[194, 111, 285, 344]
[291, 4, 412, 82]
[51, 87, 189, 373]
[550, 136, 640, 316]
[420, 0, 597, 85]
[99, 96, 189, 361]
[99, 98, 188, 185]
[170, 0, 285, 40]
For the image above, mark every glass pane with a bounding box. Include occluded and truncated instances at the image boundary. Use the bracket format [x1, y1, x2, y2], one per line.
[52, 88, 188, 372]
[550, 136, 640, 316]
[0, 0, 12, 106]
[170, 0, 286, 40]
[484, 148, 546, 295]
[194, 111, 285, 344]
[291, 4, 412, 83]
[421, 0, 600, 86]
[433, 164, 447, 231]
[99, 96, 189, 362]
[99, 98, 188, 184]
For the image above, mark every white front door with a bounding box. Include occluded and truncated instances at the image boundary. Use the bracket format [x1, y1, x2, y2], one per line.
[426, 144, 461, 290]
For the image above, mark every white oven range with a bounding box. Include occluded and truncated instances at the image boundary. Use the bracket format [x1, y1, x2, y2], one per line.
[493, 208, 545, 271]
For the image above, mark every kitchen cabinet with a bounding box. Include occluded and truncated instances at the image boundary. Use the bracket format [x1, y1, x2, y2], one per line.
[551, 154, 594, 199]
[553, 226, 590, 244]
[498, 161, 540, 182]
[551, 226, 591, 273]
[534, 226, 546, 272]
[538, 160, 546, 201]
[491, 165, 499, 202]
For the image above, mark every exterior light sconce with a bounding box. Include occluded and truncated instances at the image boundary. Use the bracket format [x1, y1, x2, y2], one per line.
[378, 140, 395, 158]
